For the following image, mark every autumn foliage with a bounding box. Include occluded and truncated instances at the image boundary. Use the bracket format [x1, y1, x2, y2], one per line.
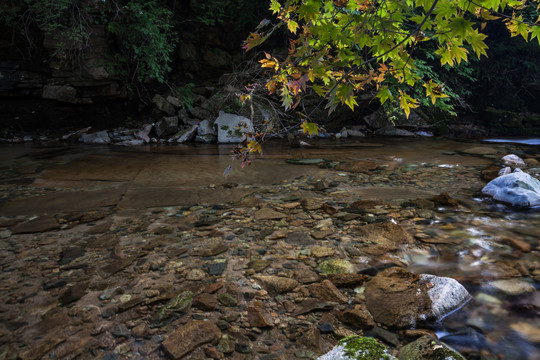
[243, 0, 540, 134]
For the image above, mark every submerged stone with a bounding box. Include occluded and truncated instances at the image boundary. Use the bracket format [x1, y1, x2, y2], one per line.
[317, 259, 355, 274]
[481, 169, 540, 207]
[398, 335, 465, 360]
[150, 291, 193, 328]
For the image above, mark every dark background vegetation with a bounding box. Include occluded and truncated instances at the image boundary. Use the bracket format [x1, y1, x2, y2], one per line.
[0, 0, 539, 136]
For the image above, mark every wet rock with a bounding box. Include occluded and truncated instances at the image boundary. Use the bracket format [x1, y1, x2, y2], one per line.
[301, 198, 325, 210]
[247, 302, 274, 327]
[292, 298, 336, 316]
[111, 324, 130, 338]
[81, 131, 111, 144]
[335, 160, 379, 173]
[155, 116, 178, 138]
[482, 165, 502, 181]
[341, 308, 375, 330]
[501, 237, 531, 252]
[11, 215, 60, 234]
[398, 335, 465, 360]
[501, 154, 527, 168]
[193, 293, 218, 311]
[317, 259, 355, 274]
[285, 231, 315, 245]
[328, 273, 368, 288]
[366, 268, 470, 329]
[162, 320, 221, 359]
[192, 240, 228, 256]
[214, 111, 254, 143]
[254, 208, 287, 220]
[311, 246, 335, 258]
[207, 262, 227, 276]
[247, 259, 271, 273]
[318, 336, 397, 360]
[460, 147, 498, 156]
[510, 322, 540, 343]
[482, 169, 540, 207]
[131, 323, 149, 338]
[352, 222, 413, 255]
[486, 279, 536, 296]
[293, 263, 320, 284]
[59, 282, 88, 306]
[150, 290, 193, 328]
[59, 246, 86, 265]
[152, 94, 176, 115]
[286, 158, 325, 165]
[217, 293, 237, 307]
[217, 334, 235, 354]
[252, 275, 298, 295]
[308, 280, 348, 303]
[98, 257, 134, 278]
[429, 192, 459, 206]
[186, 268, 207, 281]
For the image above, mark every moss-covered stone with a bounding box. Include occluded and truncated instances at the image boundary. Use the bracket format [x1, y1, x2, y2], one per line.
[150, 290, 193, 328]
[339, 336, 392, 360]
[398, 335, 465, 360]
[317, 258, 355, 274]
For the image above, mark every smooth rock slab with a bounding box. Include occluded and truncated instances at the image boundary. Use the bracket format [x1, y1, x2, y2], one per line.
[482, 169, 540, 207]
[486, 279, 536, 296]
[162, 320, 221, 359]
[252, 275, 298, 295]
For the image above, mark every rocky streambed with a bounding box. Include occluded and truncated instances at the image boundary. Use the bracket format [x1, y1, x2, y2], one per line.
[0, 138, 539, 360]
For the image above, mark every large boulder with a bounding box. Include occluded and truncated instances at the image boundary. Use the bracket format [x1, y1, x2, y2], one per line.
[365, 268, 470, 329]
[81, 131, 111, 144]
[481, 169, 540, 207]
[214, 111, 254, 143]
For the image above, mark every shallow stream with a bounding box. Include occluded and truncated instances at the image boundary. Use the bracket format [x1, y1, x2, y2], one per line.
[0, 136, 538, 359]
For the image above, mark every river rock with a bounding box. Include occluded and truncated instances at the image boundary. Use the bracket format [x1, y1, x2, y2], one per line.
[335, 160, 379, 173]
[252, 275, 298, 295]
[341, 308, 375, 330]
[317, 259, 355, 274]
[510, 322, 540, 343]
[398, 335, 465, 360]
[81, 131, 111, 144]
[352, 222, 413, 255]
[318, 336, 397, 360]
[176, 125, 198, 143]
[308, 280, 348, 303]
[481, 169, 540, 207]
[11, 215, 60, 234]
[374, 127, 415, 136]
[501, 154, 527, 168]
[485, 279, 536, 296]
[460, 146, 498, 156]
[365, 268, 470, 329]
[214, 111, 254, 143]
[162, 320, 221, 359]
[254, 208, 287, 220]
[155, 116, 178, 137]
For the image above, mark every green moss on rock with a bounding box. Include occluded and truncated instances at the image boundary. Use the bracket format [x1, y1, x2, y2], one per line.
[398, 335, 465, 360]
[339, 336, 391, 360]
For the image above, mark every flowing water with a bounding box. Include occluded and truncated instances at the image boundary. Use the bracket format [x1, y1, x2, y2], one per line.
[0, 136, 538, 359]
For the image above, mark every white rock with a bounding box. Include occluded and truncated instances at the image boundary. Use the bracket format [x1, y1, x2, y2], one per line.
[482, 169, 540, 207]
[197, 119, 216, 136]
[420, 274, 471, 320]
[502, 154, 527, 168]
[214, 111, 254, 143]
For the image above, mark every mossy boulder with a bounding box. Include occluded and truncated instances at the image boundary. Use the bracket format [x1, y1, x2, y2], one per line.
[398, 335, 465, 360]
[318, 336, 396, 360]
